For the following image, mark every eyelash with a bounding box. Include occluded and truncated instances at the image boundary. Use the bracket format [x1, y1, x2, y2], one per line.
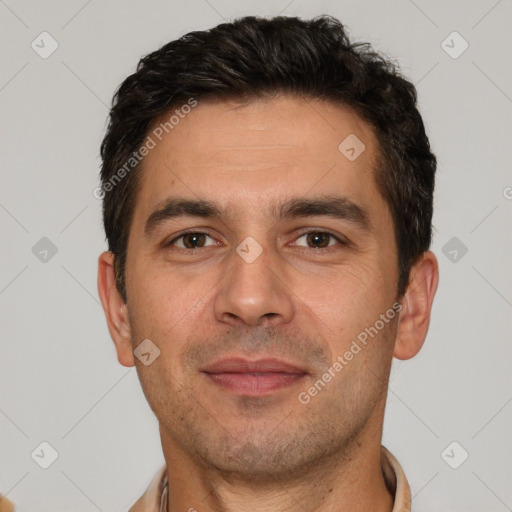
[164, 229, 348, 252]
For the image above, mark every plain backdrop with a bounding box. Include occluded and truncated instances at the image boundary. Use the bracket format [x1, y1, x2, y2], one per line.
[1, 0, 511, 511]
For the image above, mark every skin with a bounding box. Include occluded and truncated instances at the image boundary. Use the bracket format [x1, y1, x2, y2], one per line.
[98, 95, 438, 512]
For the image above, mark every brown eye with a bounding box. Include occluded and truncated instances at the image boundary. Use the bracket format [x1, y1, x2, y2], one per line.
[295, 231, 340, 249]
[168, 232, 214, 249]
[307, 232, 331, 248]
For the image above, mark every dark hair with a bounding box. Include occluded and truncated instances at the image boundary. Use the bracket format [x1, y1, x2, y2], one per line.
[100, 14, 436, 303]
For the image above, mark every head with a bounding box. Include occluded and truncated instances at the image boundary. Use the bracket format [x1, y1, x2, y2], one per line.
[98, 15, 438, 479]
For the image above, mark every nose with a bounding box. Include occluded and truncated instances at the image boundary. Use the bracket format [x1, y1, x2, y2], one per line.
[213, 242, 295, 328]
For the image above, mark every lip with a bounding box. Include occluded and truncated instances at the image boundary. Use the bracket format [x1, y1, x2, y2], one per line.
[201, 357, 306, 374]
[201, 357, 308, 396]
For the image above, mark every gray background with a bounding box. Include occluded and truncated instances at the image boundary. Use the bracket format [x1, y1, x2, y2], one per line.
[1, 0, 511, 510]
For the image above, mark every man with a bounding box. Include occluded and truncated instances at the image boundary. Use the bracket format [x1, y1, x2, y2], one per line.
[97, 15, 438, 512]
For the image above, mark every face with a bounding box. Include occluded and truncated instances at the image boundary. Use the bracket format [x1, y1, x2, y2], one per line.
[105, 95, 405, 479]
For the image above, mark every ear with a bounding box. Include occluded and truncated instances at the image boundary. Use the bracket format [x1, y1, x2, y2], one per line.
[393, 251, 439, 360]
[97, 251, 135, 367]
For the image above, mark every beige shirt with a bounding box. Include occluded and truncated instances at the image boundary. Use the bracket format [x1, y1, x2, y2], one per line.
[0, 494, 15, 512]
[128, 445, 411, 512]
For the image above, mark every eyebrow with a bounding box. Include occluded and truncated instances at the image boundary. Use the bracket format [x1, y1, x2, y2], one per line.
[144, 195, 372, 236]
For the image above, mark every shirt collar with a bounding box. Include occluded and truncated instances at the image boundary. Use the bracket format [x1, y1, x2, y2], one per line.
[129, 445, 411, 512]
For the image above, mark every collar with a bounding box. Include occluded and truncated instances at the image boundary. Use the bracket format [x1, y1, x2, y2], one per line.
[129, 445, 411, 512]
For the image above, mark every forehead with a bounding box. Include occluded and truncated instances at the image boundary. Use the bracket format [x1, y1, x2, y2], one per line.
[134, 95, 386, 225]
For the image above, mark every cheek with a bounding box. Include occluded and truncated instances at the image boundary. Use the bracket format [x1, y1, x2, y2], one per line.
[127, 264, 209, 344]
[290, 262, 397, 364]
[293, 261, 385, 323]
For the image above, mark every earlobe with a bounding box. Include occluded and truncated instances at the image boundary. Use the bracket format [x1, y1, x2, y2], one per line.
[97, 251, 135, 367]
[393, 251, 439, 360]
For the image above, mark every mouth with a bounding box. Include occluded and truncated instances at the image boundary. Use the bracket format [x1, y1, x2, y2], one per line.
[200, 357, 308, 396]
